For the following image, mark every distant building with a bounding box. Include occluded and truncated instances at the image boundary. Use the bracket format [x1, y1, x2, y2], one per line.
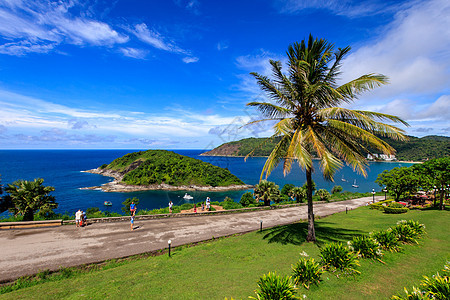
[367, 153, 396, 161]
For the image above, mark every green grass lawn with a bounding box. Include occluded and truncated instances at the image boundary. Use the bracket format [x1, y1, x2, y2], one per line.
[2, 207, 449, 300]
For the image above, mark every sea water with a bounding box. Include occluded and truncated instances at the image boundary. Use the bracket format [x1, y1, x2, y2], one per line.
[0, 150, 414, 214]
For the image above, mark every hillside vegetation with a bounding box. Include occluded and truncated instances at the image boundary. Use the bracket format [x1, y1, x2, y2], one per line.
[101, 150, 245, 187]
[202, 135, 450, 161]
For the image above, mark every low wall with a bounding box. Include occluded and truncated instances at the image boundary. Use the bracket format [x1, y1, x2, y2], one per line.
[0, 220, 63, 230]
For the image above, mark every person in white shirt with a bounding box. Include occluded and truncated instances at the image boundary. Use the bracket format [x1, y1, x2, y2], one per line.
[75, 209, 82, 227]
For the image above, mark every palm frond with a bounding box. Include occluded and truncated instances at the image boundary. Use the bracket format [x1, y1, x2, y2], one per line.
[337, 74, 388, 101]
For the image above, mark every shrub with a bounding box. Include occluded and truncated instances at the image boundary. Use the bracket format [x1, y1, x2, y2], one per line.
[391, 224, 419, 244]
[391, 286, 426, 300]
[315, 189, 331, 202]
[221, 198, 243, 210]
[384, 207, 409, 214]
[371, 229, 401, 252]
[331, 185, 343, 194]
[240, 192, 256, 207]
[249, 272, 297, 300]
[421, 274, 450, 299]
[369, 199, 394, 210]
[320, 242, 360, 275]
[389, 202, 405, 208]
[349, 235, 383, 259]
[291, 257, 323, 289]
[397, 220, 426, 235]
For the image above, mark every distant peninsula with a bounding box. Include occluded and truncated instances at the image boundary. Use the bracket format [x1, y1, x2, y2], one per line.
[201, 135, 450, 162]
[83, 150, 252, 192]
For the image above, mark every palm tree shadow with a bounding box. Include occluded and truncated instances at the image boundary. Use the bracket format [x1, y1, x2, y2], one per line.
[261, 221, 364, 246]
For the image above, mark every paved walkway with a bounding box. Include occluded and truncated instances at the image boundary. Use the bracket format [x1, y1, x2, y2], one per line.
[0, 196, 381, 282]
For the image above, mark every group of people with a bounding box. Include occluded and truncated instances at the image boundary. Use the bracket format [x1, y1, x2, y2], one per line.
[75, 209, 87, 227]
[168, 196, 211, 213]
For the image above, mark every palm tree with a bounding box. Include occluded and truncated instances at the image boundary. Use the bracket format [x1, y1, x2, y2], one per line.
[246, 35, 408, 241]
[4, 178, 57, 221]
[253, 180, 280, 206]
[290, 186, 306, 203]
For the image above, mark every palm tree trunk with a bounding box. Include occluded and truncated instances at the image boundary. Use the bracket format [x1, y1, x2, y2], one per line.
[306, 169, 316, 242]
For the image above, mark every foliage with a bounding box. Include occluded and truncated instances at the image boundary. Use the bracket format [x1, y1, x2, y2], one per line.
[240, 192, 257, 207]
[421, 157, 450, 210]
[281, 184, 295, 196]
[122, 197, 140, 214]
[384, 207, 409, 214]
[290, 187, 306, 203]
[371, 229, 401, 252]
[389, 202, 406, 208]
[103, 150, 245, 187]
[376, 167, 421, 201]
[391, 223, 420, 244]
[221, 197, 243, 210]
[2, 178, 57, 221]
[249, 272, 298, 300]
[253, 180, 281, 206]
[397, 220, 426, 235]
[369, 199, 394, 210]
[291, 257, 323, 289]
[348, 235, 382, 259]
[320, 242, 360, 275]
[331, 185, 343, 194]
[315, 189, 331, 202]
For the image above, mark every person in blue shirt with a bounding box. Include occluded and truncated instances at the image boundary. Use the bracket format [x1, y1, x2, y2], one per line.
[130, 202, 136, 216]
[130, 215, 134, 231]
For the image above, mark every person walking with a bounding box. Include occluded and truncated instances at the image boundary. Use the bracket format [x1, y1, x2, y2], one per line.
[168, 200, 173, 213]
[130, 215, 135, 231]
[130, 201, 136, 216]
[194, 203, 197, 213]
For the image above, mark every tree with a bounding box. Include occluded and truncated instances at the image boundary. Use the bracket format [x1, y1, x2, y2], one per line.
[253, 180, 281, 206]
[122, 197, 140, 214]
[290, 187, 306, 203]
[331, 185, 343, 194]
[281, 183, 295, 196]
[246, 35, 408, 241]
[315, 189, 331, 202]
[376, 167, 420, 201]
[421, 157, 450, 210]
[3, 178, 57, 221]
[240, 191, 257, 207]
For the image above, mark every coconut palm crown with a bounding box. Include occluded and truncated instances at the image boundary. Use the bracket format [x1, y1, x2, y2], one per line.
[246, 35, 409, 241]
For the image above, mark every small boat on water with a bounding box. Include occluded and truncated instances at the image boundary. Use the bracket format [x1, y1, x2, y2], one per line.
[183, 193, 193, 200]
[104, 201, 112, 206]
[341, 175, 347, 182]
[352, 180, 359, 188]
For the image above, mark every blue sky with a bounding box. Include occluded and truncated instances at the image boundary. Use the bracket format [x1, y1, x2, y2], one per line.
[0, 0, 448, 149]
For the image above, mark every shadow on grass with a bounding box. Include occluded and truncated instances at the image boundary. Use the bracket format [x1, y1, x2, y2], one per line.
[260, 221, 364, 247]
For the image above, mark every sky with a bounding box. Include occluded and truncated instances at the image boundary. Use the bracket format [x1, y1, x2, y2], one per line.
[0, 0, 448, 149]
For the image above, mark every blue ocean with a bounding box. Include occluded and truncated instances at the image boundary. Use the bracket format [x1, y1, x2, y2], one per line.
[0, 150, 413, 215]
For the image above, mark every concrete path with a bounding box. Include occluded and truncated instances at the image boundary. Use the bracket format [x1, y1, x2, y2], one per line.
[0, 196, 381, 282]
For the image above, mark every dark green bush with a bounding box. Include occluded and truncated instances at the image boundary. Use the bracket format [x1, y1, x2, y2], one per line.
[240, 192, 256, 207]
[389, 202, 405, 208]
[331, 185, 343, 194]
[384, 207, 409, 214]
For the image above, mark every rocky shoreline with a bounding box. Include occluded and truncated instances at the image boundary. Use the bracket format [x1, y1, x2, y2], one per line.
[81, 168, 253, 192]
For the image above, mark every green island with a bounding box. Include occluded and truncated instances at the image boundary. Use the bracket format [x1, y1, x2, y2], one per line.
[201, 135, 450, 162]
[85, 150, 251, 192]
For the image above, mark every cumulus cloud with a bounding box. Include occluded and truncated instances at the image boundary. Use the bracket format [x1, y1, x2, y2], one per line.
[340, 0, 450, 100]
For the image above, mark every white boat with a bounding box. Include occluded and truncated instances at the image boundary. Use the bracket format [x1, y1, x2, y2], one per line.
[183, 193, 193, 200]
[341, 175, 347, 182]
[352, 180, 359, 188]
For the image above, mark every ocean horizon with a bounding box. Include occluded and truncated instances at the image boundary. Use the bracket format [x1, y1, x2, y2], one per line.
[0, 149, 414, 215]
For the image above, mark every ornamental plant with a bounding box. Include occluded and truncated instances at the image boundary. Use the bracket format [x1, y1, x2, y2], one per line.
[291, 257, 323, 289]
[249, 272, 297, 300]
[320, 242, 360, 275]
[349, 235, 383, 259]
[391, 224, 419, 244]
[397, 220, 426, 235]
[371, 229, 401, 252]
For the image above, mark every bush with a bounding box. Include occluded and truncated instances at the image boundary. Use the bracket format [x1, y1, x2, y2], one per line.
[397, 220, 426, 235]
[221, 198, 243, 210]
[315, 189, 331, 202]
[391, 224, 419, 244]
[349, 235, 383, 259]
[240, 192, 256, 207]
[291, 257, 323, 289]
[371, 229, 401, 252]
[250, 272, 297, 300]
[389, 202, 405, 208]
[369, 199, 394, 210]
[320, 242, 360, 275]
[331, 185, 343, 194]
[384, 207, 409, 214]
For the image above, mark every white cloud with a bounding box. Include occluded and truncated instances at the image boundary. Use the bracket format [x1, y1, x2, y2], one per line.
[340, 0, 450, 100]
[119, 47, 148, 59]
[275, 0, 403, 18]
[216, 41, 229, 51]
[131, 23, 186, 54]
[182, 56, 199, 63]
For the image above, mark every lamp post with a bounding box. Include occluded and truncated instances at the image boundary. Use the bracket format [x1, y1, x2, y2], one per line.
[434, 186, 437, 207]
[383, 187, 387, 201]
[260, 220, 263, 232]
[372, 189, 376, 203]
[168, 240, 172, 257]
